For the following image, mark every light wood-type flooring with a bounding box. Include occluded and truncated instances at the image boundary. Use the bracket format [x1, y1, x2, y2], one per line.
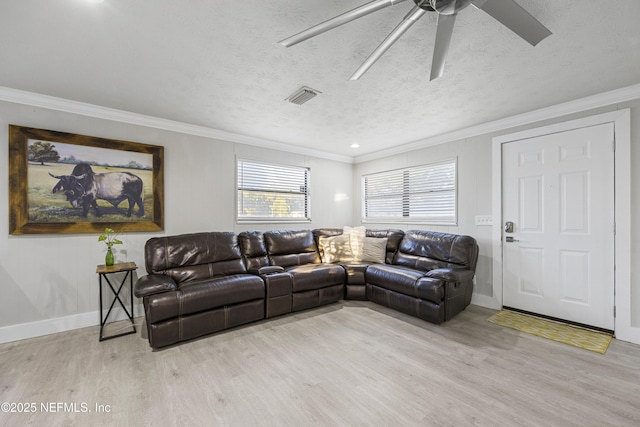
[1, 302, 639, 426]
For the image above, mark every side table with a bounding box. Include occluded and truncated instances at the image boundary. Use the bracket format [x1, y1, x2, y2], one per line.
[96, 261, 137, 341]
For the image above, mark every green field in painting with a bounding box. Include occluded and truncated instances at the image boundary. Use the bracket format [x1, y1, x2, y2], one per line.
[28, 163, 153, 223]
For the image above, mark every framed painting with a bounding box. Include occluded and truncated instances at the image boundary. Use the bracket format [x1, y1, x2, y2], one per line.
[9, 125, 164, 234]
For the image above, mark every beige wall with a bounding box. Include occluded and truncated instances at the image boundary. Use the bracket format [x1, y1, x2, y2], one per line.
[353, 99, 640, 338]
[0, 100, 354, 339]
[1, 91, 639, 343]
[353, 134, 494, 296]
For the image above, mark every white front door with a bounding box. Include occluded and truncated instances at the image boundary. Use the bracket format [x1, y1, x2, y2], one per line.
[502, 123, 615, 330]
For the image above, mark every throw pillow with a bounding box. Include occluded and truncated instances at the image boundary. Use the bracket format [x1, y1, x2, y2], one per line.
[319, 234, 353, 263]
[360, 237, 388, 264]
[343, 226, 366, 260]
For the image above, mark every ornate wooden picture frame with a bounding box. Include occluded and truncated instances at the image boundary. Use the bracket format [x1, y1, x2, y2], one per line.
[9, 125, 164, 234]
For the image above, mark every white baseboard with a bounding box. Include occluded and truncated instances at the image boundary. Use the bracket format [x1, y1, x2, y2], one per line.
[0, 304, 143, 345]
[5, 299, 638, 346]
[615, 325, 640, 345]
[471, 293, 501, 310]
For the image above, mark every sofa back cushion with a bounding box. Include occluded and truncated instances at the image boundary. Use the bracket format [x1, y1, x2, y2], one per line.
[238, 231, 269, 270]
[264, 230, 320, 267]
[394, 230, 478, 272]
[144, 232, 246, 284]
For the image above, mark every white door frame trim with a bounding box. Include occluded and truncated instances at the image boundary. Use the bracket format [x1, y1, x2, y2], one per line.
[489, 109, 637, 344]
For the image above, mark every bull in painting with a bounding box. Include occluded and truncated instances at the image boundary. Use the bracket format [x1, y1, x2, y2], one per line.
[49, 163, 144, 217]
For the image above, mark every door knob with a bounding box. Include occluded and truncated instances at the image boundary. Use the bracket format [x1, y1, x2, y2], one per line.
[505, 236, 519, 243]
[504, 221, 514, 233]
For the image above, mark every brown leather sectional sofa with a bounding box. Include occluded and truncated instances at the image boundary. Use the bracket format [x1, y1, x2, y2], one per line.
[134, 228, 479, 348]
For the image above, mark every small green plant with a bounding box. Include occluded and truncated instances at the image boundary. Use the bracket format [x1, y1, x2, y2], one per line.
[98, 227, 123, 249]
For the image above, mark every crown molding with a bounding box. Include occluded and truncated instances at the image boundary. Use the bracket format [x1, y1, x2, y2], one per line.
[0, 86, 354, 164]
[354, 82, 640, 163]
[2, 83, 639, 166]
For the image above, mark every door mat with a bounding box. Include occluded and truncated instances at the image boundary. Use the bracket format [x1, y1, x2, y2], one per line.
[487, 310, 612, 354]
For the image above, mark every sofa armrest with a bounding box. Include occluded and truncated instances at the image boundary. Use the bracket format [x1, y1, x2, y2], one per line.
[134, 274, 178, 298]
[425, 268, 475, 283]
[249, 266, 285, 276]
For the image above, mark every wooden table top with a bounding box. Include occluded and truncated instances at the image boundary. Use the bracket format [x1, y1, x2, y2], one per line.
[96, 262, 137, 274]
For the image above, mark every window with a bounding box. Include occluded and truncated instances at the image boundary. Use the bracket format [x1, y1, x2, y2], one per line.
[362, 159, 457, 224]
[237, 159, 310, 222]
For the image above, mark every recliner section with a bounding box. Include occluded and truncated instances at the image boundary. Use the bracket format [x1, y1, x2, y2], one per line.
[135, 232, 266, 348]
[366, 230, 478, 323]
[135, 228, 478, 349]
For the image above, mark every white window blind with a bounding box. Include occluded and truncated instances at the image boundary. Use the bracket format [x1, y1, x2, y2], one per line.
[362, 159, 457, 224]
[237, 159, 310, 222]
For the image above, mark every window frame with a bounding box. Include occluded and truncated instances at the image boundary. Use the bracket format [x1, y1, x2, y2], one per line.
[236, 157, 311, 223]
[361, 158, 458, 225]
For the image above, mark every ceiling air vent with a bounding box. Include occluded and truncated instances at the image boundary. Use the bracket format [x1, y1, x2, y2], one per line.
[285, 86, 321, 105]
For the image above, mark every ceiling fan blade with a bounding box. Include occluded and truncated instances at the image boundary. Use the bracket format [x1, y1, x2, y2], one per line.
[350, 6, 426, 80]
[279, 0, 408, 48]
[472, 0, 551, 46]
[430, 13, 456, 81]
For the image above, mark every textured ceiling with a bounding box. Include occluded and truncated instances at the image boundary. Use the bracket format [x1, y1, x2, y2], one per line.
[1, 0, 639, 159]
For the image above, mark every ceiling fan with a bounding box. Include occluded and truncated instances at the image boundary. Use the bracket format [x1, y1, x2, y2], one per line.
[279, 0, 552, 81]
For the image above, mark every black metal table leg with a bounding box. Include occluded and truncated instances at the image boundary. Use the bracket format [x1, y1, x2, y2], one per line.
[97, 262, 138, 341]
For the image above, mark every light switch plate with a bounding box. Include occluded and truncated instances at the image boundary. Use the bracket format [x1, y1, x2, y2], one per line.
[475, 215, 493, 226]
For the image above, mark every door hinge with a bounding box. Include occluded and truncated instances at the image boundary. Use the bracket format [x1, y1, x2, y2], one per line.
[614, 305, 616, 318]
[613, 222, 616, 235]
[612, 138, 616, 152]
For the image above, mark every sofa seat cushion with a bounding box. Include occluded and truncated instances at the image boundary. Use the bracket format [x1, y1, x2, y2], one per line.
[143, 274, 264, 326]
[365, 264, 445, 304]
[179, 274, 264, 317]
[286, 264, 345, 292]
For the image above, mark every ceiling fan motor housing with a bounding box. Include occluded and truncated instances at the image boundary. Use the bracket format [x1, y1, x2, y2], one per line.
[413, 0, 435, 11]
[428, 0, 474, 15]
